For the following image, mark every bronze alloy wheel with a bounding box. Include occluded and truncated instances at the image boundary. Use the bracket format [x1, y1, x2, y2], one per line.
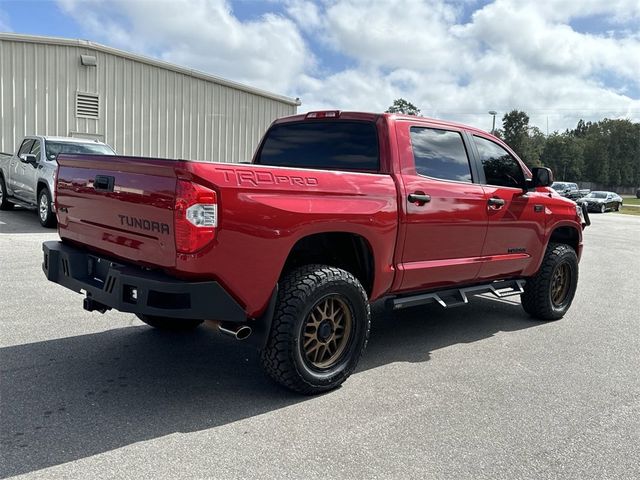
[302, 295, 353, 370]
[550, 263, 571, 307]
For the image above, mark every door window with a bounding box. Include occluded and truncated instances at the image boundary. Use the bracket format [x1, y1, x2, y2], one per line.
[30, 140, 41, 159]
[410, 127, 472, 182]
[18, 139, 35, 157]
[474, 136, 524, 188]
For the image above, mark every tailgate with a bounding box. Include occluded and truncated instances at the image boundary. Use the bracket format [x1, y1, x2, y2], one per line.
[56, 155, 181, 268]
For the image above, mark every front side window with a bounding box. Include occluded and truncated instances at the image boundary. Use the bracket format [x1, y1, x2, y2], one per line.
[18, 139, 35, 156]
[474, 136, 525, 188]
[30, 140, 41, 158]
[410, 127, 472, 182]
[255, 121, 379, 171]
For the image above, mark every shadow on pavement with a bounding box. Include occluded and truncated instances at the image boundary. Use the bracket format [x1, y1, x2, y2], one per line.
[0, 296, 542, 478]
[0, 208, 53, 234]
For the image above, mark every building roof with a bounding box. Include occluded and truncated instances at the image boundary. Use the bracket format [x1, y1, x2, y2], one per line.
[0, 32, 301, 107]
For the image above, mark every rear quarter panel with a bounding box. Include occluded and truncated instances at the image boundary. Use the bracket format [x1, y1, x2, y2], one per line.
[179, 163, 399, 317]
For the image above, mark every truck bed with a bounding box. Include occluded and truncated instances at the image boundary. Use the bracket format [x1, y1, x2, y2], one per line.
[55, 154, 399, 316]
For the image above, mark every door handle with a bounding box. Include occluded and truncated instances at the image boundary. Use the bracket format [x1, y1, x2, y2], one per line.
[408, 193, 431, 205]
[93, 175, 115, 192]
[488, 197, 506, 208]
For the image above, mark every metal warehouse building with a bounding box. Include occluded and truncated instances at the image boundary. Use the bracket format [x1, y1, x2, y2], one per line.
[0, 33, 299, 161]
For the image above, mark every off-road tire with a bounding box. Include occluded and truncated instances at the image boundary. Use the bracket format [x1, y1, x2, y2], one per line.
[260, 265, 371, 395]
[136, 314, 203, 330]
[521, 243, 578, 321]
[0, 176, 14, 210]
[38, 188, 56, 227]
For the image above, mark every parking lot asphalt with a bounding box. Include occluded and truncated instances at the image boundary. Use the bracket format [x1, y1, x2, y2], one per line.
[1, 208, 639, 480]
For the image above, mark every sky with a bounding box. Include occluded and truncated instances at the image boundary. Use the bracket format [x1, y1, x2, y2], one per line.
[1, 0, 639, 133]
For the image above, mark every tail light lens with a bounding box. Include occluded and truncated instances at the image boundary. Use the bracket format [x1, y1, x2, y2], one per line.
[174, 180, 218, 254]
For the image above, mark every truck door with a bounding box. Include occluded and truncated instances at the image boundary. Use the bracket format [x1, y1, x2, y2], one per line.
[396, 122, 488, 292]
[470, 134, 545, 280]
[11, 138, 35, 200]
[22, 139, 42, 203]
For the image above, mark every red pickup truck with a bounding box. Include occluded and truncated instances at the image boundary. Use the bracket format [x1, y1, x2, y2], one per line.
[43, 111, 589, 394]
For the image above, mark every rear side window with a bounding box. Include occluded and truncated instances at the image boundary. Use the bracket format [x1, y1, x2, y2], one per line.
[256, 121, 379, 171]
[410, 127, 472, 182]
[474, 136, 525, 188]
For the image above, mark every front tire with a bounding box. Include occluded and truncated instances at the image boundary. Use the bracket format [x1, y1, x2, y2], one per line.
[600, 203, 606, 214]
[521, 243, 578, 321]
[0, 176, 14, 210]
[260, 265, 371, 395]
[136, 314, 203, 330]
[38, 188, 56, 227]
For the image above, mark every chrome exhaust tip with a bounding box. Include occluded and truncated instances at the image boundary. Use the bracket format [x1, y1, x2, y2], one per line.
[205, 320, 252, 341]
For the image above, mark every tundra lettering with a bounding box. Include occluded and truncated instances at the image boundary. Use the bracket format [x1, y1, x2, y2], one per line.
[118, 214, 170, 235]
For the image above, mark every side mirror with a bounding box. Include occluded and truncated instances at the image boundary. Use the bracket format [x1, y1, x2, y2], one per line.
[532, 167, 553, 188]
[22, 154, 38, 166]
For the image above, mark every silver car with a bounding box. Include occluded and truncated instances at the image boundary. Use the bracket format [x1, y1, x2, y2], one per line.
[0, 136, 115, 226]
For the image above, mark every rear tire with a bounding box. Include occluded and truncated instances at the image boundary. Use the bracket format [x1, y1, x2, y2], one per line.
[521, 243, 578, 321]
[136, 314, 203, 330]
[260, 265, 371, 395]
[599, 203, 606, 214]
[38, 188, 56, 227]
[0, 176, 14, 210]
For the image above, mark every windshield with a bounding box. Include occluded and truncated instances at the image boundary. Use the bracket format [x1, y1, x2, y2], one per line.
[45, 141, 115, 161]
[552, 183, 566, 191]
[586, 192, 608, 199]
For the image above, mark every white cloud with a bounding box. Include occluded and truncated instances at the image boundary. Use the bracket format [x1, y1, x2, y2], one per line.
[56, 0, 640, 133]
[58, 0, 312, 92]
[291, 0, 640, 132]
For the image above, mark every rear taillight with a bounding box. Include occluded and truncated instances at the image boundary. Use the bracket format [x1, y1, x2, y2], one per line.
[174, 180, 218, 254]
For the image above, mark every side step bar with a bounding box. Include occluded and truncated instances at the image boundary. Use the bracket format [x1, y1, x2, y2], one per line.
[391, 279, 526, 310]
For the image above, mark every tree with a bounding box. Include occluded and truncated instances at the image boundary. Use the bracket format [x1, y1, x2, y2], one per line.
[540, 134, 583, 180]
[501, 110, 542, 167]
[386, 98, 421, 116]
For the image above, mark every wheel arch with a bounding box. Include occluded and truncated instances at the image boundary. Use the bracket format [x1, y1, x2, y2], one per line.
[281, 231, 375, 296]
[36, 180, 50, 197]
[548, 225, 580, 254]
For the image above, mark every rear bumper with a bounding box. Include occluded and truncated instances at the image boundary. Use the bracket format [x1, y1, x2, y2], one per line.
[42, 241, 247, 323]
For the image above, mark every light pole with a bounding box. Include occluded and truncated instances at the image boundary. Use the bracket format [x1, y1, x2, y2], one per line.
[488, 110, 497, 134]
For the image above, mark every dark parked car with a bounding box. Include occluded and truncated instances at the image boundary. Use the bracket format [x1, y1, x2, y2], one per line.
[636, 187, 640, 199]
[578, 191, 623, 213]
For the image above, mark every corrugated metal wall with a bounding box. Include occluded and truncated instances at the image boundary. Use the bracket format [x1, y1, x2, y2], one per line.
[0, 36, 297, 162]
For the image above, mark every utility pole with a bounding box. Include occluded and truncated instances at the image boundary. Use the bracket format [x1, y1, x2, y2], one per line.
[488, 110, 497, 134]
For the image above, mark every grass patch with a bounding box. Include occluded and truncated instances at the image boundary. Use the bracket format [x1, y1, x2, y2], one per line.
[616, 205, 640, 216]
[622, 197, 640, 206]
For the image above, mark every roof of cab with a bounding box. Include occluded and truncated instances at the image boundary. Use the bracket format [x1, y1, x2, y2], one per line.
[273, 111, 492, 136]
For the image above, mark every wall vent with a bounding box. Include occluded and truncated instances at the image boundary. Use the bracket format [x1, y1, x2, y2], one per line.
[76, 92, 99, 119]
